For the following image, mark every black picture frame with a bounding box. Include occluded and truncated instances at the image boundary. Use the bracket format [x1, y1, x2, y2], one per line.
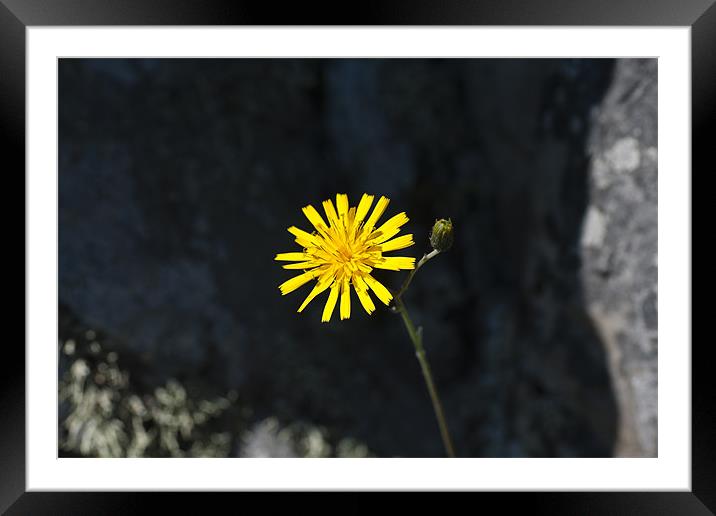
[2, 1, 709, 513]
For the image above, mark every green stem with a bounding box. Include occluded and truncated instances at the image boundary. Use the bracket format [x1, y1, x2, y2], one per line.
[392, 251, 456, 458]
[395, 249, 440, 300]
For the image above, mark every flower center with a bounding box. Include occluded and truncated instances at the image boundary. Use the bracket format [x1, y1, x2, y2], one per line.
[337, 243, 354, 263]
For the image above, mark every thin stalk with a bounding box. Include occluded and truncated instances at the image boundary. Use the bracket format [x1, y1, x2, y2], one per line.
[394, 249, 440, 300]
[392, 250, 456, 458]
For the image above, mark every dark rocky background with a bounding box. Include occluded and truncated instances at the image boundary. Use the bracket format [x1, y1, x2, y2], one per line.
[58, 58, 657, 458]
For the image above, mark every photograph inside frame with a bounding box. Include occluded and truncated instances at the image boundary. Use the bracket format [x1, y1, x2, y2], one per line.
[57, 58, 657, 459]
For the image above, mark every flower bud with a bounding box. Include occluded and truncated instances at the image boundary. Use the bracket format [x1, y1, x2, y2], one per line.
[429, 218, 454, 252]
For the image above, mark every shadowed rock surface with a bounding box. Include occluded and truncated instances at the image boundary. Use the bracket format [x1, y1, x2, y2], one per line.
[58, 58, 656, 457]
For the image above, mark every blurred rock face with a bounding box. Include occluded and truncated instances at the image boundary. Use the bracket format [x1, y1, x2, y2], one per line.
[59, 58, 656, 457]
[583, 60, 658, 457]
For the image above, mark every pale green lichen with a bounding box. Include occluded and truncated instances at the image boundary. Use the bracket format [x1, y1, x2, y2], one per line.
[59, 339, 233, 458]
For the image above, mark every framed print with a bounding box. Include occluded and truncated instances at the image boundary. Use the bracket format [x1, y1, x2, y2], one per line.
[3, 0, 710, 512]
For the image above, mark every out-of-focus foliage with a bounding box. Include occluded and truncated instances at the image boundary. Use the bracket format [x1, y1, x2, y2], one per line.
[59, 336, 234, 458]
[240, 418, 371, 458]
[58, 318, 374, 458]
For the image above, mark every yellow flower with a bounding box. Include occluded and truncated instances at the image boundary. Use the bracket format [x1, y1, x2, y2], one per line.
[275, 193, 416, 322]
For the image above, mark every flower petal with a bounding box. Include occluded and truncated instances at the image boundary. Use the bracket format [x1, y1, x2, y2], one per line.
[321, 281, 341, 322]
[363, 196, 390, 232]
[377, 234, 414, 252]
[302, 205, 328, 232]
[298, 270, 335, 312]
[336, 193, 349, 222]
[352, 275, 376, 315]
[279, 270, 316, 295]
[322, 199, 341, 229]
[340, 277, 351, 320]
[282, 261, 322, 270]
[354, 194, 374, 227]
[275, 252, 311, 261]
[287, 226, 318, 247]
[363, 273, 393, 305]
[373, 256, 416, 271]
[345, 207, 357, 234]
[369, 212, 409, 243]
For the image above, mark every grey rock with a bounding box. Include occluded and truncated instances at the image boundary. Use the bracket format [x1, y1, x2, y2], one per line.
[605, 137, 641, 173]
[582, 59, 658, 457]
